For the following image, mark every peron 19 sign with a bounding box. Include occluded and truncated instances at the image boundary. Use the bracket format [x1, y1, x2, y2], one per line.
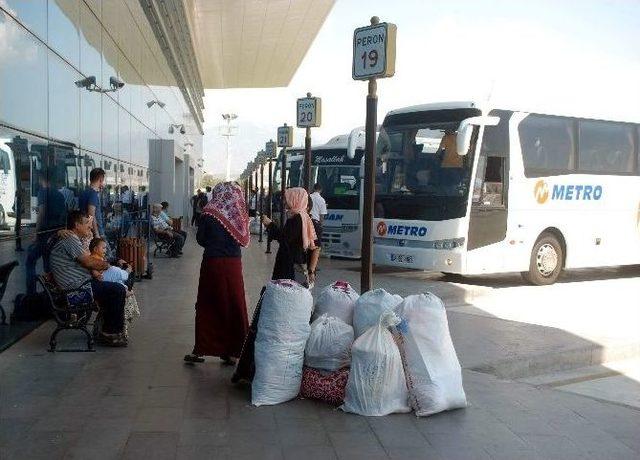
[352, 22, 397, 80]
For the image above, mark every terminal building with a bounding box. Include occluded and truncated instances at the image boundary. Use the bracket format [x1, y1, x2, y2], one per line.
[0, 0, 334, 343]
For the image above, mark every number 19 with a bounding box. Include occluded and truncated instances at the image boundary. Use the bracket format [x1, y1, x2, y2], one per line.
[361, 49, 379, 69]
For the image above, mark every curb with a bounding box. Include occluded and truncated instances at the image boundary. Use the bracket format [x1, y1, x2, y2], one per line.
[469, 341, 640, 379]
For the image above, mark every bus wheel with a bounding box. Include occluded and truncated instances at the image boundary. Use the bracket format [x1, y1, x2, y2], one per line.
[522, 233, 563, 285]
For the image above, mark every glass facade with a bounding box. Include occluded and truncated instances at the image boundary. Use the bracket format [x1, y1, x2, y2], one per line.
[0, 0, 202, 322]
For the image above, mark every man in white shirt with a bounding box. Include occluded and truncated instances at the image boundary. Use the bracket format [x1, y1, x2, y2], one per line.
[310, 183, 327, 246]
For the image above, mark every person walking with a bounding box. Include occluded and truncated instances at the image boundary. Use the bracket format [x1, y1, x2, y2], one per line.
[184, 182, 250, 366]
[190, 190, 200, 226]
[233, 187, 319, 383]
[309, 182, 327, 249]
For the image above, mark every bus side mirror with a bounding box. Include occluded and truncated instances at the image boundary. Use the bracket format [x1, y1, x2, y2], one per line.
[456, 116, 500, 156]
[347, 127, 365, 159]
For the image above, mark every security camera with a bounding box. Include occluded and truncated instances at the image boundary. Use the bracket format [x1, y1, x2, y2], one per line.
[109, 76, 125, 90]
[179, 126, 186, 135]
[75, 76, 96, 89]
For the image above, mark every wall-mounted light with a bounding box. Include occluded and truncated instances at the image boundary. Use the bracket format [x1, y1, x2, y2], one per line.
[169, 124, 185, 135]
[184, 141, 194, 147]
[75, 75, 125, 93]
[147, 100, 165, 108]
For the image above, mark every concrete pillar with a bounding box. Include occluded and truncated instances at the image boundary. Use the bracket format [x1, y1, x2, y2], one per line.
[149, 139, 176, 208]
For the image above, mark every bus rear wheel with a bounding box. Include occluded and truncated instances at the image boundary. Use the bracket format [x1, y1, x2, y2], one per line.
[522, 233, 563, 285]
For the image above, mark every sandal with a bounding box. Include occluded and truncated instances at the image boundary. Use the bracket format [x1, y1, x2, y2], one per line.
[184, 354, 205, 363]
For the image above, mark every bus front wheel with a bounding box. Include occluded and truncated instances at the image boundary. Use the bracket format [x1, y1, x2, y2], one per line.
[522, 233, 563, 285]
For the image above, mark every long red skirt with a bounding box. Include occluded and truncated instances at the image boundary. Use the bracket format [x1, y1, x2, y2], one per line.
[193, 257, 249, 358]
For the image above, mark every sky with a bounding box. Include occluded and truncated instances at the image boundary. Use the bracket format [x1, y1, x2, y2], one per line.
[200, 0, 640, 178]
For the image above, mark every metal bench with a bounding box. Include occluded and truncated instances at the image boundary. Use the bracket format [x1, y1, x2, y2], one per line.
[0, 261, 18, 325]
[37, 273, 98, 352]
[151, 229, 175, 257]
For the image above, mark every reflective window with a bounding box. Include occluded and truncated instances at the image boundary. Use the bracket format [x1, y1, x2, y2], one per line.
[48, 51, 81, 145]
[102, 95, 118, 158]
[119, 107, 131, 162]
[102, 34, 118, 95]
[48, 0, 80, 68]
[519, 115, 575, 176]
[0, 11, 48, 136]
[578, 121, 635, 174]
[1, 0, 48, 41]
[79, 2, 101, 81]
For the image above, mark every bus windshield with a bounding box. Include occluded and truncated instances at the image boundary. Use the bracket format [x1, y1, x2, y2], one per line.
[375, 109, 479, 221]
[314, 165, 360, 210]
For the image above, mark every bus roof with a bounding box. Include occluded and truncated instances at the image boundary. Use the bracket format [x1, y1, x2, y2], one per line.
[386, 101, 483, 117]
[385, 100, 640, 125]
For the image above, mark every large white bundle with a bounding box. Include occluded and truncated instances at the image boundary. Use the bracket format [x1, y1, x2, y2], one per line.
[252, 280, 313, 406]
[394, 293, 467, 416]
[312, 281, 359, 325]
[304, 315, 354, 371]
[341, 311, 410, 416]
[352, 288, 403, 337]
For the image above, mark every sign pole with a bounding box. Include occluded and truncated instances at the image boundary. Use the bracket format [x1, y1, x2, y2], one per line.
[361, 77, 377, 293]
[305, 126, 312, 191]
[259, 160, 264, 242]
[280, 146, 287, 228]
[277, 124, 293, 228]
[248, 172, 253, 207]
[266, 157, 273, 254]
[353, 15, 396, 293]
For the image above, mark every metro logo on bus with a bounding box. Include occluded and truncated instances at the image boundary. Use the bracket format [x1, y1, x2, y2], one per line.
[377, 220, 427, 237]
[534, 180, 603, 204]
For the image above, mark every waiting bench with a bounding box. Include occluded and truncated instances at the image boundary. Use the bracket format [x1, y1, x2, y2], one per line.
[37, 273, 98, 352]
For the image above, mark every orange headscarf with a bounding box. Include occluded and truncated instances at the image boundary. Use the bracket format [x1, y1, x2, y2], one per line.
[285, 187, 317, 251]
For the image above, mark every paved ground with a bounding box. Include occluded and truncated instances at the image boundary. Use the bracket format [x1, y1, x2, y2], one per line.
[1, 233, 639, 459]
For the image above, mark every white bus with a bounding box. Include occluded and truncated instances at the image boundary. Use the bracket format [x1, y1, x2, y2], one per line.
[373, 101, 640, 284]
[271, 148, 304, 224]
[311, 134, 364, 258]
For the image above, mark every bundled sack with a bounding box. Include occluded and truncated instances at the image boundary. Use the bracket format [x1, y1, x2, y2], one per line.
[394, 293, 467, 416]
[312, 281, 359, 325]
[304, 315, 354, 371]
[299, 366, 349, 406]
[353, 288, 403, 337]
[341, 311, 410, 416]
[252, 280, 313, 406]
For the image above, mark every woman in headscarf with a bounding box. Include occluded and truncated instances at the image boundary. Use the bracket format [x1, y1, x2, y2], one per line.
[232, 187, 319, 383]
[184, 182, 250, 366]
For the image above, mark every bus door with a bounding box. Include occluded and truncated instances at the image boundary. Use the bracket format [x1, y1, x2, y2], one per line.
[467, 115, 509, 252]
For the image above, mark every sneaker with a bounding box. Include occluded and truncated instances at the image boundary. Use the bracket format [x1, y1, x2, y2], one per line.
[97, 332, 128, 347]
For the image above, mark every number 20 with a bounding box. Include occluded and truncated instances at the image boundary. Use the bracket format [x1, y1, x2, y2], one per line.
[300, 111, 313, 123]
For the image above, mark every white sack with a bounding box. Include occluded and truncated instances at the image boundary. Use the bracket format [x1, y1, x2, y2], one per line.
[312, 281, 359, 325]
[394, 293, 467, 416]
[304, 315, 354, 371]
[252, 280, 313, 406]
[352, 288, 403, 337]
[341, 311, 410, 416]
[249, 217, 264, 235]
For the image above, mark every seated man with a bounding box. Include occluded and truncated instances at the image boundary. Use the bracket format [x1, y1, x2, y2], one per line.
[160, 201, 187, 243]
[49, 210, 127, 347]
[151, 203, 184, 257]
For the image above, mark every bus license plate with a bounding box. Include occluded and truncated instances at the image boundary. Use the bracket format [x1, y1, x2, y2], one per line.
[389, 253, 414, 264]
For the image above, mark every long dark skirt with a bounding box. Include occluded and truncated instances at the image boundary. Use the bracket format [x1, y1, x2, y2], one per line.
[193, 257, 248, 358]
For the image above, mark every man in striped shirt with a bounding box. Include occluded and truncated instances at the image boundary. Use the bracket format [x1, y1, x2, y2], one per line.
[50, 211, 127, 347]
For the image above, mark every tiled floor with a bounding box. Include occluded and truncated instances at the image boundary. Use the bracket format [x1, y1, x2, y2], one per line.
[1, 233, 639, 459]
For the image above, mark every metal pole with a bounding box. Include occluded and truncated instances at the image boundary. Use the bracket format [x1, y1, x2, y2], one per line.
[360, 77, 377, 293]
[248, 172, 253, 207]
[304, 92, 313, 191]
[280, 147, 287, 228]
[305, 127, 312, 191]
[266, 158, 273, 254]
[258, 162, 264, 242]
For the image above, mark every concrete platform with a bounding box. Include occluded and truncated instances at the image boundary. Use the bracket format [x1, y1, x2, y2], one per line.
[1, 234, 639, 459]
